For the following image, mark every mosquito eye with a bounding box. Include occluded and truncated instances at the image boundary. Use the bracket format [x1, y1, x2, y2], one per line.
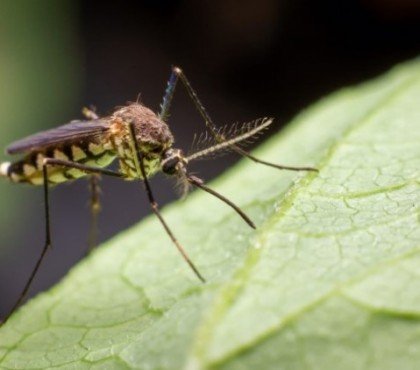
[162, 156, 179, 175]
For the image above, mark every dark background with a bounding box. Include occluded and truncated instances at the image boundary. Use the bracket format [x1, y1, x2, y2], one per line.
[0, 0, 419, 317]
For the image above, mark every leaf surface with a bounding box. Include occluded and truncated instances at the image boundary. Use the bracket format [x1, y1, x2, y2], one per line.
[0, 60, 419, 370]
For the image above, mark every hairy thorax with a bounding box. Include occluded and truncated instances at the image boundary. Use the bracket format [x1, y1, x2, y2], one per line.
[105, 103, 174, 179]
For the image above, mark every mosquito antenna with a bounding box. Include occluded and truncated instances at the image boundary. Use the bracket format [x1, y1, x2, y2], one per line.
[187, 175, 255, 229]
[186, 118, 273, 162]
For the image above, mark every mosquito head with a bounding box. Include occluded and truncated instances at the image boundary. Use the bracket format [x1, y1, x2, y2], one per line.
[112, 103, 174, 157]
[161, 148, 187, 175]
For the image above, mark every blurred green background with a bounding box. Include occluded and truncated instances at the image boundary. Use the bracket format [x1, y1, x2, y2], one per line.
[0, 1, 81, 314]
[0, 0, 81, 229]
[0, 0, 418, 317]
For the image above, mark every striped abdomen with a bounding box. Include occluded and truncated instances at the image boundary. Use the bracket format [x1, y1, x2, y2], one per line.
[1, 140, 116, 185]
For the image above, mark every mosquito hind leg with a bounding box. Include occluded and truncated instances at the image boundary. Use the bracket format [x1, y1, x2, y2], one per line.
[1, 160, 123, 324]
[44, 160, 121, 256]
[87, 174, 101, 253]
[43, 159, 122, 258]
[170, 66, 317, 172]
[2, 163, 52, 324]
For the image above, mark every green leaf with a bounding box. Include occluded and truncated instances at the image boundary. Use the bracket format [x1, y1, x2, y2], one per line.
[1, 59, 419, 370]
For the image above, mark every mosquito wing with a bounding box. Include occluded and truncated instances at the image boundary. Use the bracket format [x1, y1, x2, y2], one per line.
[6, 119, 110, 155]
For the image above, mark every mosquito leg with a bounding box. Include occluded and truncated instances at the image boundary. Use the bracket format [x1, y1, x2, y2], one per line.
[187, 175, 255, 229]
[171, 67, 216, 133]
[231, 146, 318, 172]
[42, 159, 123, 178]
[127, 122, 205, 282]
[44, 160, 121, 254]
[41, 159, 122, 254]
[40, 161, 121, 253]
[2, 163, 52, 324]
[159, 65, 231, 140]
[158, 67, 180, 121]
[87, 174, 101, 253]
[171, 66, 317, 172]
[1, 160, 123, 324]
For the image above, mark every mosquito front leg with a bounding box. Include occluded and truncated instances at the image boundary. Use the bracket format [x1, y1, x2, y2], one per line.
[127, 122, 205, 282]
[187, 175, 255, 229]
[158, 66, 218, 136]
[158, 67, 180, 121]
[168, 66, 317, 172]
[228, 146, 318, 172]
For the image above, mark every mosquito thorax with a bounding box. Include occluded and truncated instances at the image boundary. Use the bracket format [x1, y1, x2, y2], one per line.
[161, 148, 187, 175]
[111, 103, 173, 148]
[109, 103, 174, 178]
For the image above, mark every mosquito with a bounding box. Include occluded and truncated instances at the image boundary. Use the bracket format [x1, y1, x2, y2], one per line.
[0, 67, 317, 323]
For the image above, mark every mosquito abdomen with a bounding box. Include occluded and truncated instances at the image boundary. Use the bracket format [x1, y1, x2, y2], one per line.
[1, 142, 116, 185]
